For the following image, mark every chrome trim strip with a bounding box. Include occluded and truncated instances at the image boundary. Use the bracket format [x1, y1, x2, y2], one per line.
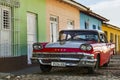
[38, 59, 96, 67]
[31, 57, 96, 67]
[36, 57, 96, 61]
[39, 60, 50, 65]
[60, 58, 80, 61]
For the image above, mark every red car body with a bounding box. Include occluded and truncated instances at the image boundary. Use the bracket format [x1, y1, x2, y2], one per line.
[31, 30, 115, 73]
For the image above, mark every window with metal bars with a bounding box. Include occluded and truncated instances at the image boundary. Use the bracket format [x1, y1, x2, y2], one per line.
[0, 1, 20, 57]
[3, 9, 10, 29]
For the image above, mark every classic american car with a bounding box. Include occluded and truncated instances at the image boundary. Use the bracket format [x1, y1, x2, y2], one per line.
[31, 30, 115, 73]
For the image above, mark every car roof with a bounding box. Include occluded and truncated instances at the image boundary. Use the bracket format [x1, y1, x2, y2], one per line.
[60, 29, 104, 33]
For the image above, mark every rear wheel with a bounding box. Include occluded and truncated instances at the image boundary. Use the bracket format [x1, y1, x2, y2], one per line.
[40, 64, 52, 73]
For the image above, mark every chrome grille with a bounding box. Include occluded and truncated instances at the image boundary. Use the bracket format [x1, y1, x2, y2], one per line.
[34, 53, 84, 59]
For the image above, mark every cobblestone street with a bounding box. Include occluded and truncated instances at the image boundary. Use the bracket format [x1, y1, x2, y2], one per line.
[0, 55, 120, 80]
[0, 0, 120, 80]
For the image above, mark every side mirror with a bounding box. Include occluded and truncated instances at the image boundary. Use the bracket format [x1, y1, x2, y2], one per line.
[100, 39, 105, 43]
[110, 40, 113, 43]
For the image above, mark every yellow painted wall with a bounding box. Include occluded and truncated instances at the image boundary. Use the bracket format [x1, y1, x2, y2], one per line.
[102, 24, 120, 54]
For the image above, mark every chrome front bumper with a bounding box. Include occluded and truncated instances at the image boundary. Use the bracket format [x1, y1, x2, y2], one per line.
[31, 52, 97, 67]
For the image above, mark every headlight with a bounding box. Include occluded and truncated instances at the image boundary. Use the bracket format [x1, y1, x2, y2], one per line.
[86, 45, 92, 51]
[80, 44, 86, 50]
[80, 44, 92, 51]
[33, 43, 43, 50]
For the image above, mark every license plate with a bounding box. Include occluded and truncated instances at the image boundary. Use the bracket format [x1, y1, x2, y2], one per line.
[51, 62, 66, 67]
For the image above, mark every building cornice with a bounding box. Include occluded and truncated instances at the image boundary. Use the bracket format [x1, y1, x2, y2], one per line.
[61, 0, 109, 22]
[62, 0, 89, 11]
[81, 11, 109, 22]
[103, 23, 120, 31]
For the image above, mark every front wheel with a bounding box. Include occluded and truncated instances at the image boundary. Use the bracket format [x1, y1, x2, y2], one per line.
[40, 64, 52, 73]
[103, 57, 110, 67]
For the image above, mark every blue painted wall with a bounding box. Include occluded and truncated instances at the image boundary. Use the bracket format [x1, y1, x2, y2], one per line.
[80, 12, 102, 30]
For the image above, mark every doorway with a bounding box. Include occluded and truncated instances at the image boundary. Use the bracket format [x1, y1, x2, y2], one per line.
[50, 16, 58, 42]
[27, 12, 37, 64]
[0, 6, 11, 57]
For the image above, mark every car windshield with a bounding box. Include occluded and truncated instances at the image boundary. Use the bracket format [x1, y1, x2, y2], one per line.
[59, 30, 99, 42]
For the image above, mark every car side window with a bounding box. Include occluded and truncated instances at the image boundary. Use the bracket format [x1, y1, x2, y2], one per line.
[100, 34, 104, 42]
[100, 34, 107, 43]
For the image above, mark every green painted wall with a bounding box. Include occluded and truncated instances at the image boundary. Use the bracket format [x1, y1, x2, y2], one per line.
[19, 0, 46, 55]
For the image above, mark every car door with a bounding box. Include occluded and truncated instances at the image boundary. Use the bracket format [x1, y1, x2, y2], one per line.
[99, 33, 110, 64]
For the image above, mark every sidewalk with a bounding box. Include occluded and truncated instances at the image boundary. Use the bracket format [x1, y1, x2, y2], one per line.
[0, 65, 40, 80]
[10, 66, 40, 75]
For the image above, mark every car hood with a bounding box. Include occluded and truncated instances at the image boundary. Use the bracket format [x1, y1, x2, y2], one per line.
[45, 41, 87, 48]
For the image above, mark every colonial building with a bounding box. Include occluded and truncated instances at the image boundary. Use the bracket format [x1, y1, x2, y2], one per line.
[46, 0, 89, 42]
[0, 0, 118, 71]
[102, 23, 120, 54]
[80, 11, 109, 30]
[0, 0, 89, 71]
[0, 0, 21, 71]
[0, 0, 47, 71]
[19, 0, 46, 65]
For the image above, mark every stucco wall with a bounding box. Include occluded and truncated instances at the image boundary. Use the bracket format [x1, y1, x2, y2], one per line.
[19, 0, 46, 55]
[46, 0, 80, 41]
[102, 24, 120, 54]
[80, 12, 102, 30]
